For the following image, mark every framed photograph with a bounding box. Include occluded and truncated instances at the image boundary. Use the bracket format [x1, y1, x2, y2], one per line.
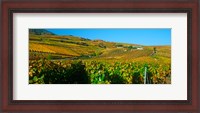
[1, 0, 199, 112]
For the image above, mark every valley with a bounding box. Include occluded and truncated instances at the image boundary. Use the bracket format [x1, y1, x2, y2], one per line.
[29, 29, 171, 84]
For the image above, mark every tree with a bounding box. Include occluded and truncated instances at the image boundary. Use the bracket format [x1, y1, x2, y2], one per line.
[153, 47, 157, 53]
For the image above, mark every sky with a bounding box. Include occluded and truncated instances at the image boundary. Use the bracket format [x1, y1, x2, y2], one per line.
[47, 28, 171, 46]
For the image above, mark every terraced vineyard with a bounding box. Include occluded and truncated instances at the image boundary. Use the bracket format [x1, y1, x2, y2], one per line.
[29, 29, 171, 84]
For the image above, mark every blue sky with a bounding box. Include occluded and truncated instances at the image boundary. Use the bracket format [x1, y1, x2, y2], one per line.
[47, 28, 171, 46]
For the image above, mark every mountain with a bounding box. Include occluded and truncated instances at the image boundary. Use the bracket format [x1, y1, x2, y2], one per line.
[29, 29, 171, 61]
[29, 29, 55, 35]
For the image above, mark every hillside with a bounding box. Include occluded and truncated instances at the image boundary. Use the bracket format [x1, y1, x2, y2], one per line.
[29, 29, 55, 35]
[29, 29, 171, 63]
[29, 29, 171, 84]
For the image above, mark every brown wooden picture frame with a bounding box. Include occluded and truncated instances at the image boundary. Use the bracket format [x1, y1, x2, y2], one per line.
[1, 0, 199, 112]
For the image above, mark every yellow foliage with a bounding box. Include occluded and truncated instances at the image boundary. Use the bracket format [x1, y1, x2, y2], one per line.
[29, 43, 79, 56]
